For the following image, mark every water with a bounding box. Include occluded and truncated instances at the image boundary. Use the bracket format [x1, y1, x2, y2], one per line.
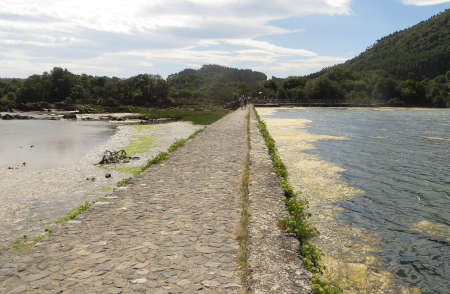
[258, 107, 449, 294]
[0, 120, 115, 169]
[0, 119, 202, 251]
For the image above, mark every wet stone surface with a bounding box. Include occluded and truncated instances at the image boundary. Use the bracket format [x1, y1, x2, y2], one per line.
[0, 110, 246, 293]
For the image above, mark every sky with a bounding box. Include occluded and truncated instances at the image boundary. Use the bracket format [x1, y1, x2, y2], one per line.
[0, 0, 448, 79]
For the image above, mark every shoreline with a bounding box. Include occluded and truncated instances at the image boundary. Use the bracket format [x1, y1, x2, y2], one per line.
[0, 111, 168, 123]
[0, 120, 202, 252]
[255, 107, 445, 293]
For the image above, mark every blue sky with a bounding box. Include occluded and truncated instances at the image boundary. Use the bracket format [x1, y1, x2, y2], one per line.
[0, 0, 448, 78]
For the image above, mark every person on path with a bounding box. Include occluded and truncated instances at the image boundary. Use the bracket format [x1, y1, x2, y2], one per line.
[244, 96, 249, 108]
[239, 96, 244, 110]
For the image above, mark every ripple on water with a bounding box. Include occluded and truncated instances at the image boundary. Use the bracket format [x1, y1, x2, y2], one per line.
[257, 107, 425, 294]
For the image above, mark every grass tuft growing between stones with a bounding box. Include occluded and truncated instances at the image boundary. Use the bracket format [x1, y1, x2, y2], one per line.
[254, 107, 342, 294]
[237, 111, 251, 291]
[13, 234, 49, 251]
[117, 177, 132, 187]
[12, 201, 92, 251]
[56, 201, 92, 223]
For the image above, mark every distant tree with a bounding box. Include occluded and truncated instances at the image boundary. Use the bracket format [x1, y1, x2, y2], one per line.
[283, 77, 306, 90]
[372, 77, 397, 102]
[49, 67, 74, 102]
[305, 77, 344, 103]
[397, 80, 426, 105]
[264, 80, 278, 93]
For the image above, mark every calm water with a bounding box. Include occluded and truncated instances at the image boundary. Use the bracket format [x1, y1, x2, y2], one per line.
[0, 120, 115, 169]
[260, 108, 449, 294]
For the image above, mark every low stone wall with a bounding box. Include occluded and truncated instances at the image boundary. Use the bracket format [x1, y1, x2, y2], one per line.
[247, 107, 312, 293]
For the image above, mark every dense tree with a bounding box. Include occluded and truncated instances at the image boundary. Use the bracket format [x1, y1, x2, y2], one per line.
[0, 64, 267, 111]
[277, 9, 450, 107]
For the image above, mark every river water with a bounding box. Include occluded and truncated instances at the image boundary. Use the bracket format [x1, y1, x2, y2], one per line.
[0, 118, 202, 251]
[257, 107, 449, 294]
[0, 120, 115, 169]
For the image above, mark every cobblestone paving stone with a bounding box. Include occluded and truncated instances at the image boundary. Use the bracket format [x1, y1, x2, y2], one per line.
[0, 109, 248, 294]
[247, 108, 312, 293]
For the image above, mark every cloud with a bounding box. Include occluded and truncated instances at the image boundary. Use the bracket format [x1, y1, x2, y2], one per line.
[402, 0, 450, 5]
[0, 0, 352, 78]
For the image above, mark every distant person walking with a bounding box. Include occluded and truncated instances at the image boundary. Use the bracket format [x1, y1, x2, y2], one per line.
[244, 96, 249, 108]
[239, 96, 245, 110]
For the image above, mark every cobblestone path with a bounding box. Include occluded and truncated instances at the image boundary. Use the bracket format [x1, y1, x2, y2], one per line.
[0, 109, 248, 294]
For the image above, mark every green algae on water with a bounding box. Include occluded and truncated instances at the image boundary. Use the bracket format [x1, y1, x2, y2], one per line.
[257, 107, 422, 294]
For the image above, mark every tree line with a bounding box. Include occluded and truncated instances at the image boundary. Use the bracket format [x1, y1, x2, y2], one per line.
[0, 65, 268, 111]
[0, 68, 168, 111]
[255, 68, 449, 107]
[1, 10, 448, 111]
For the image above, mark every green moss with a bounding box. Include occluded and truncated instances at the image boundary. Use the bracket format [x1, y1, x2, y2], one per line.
[13, 234, 48, 251]
[168, 139, 187, 153]
[56, 201, 92, 223]
[100, 186, 113, 192]
[141, 152, 169, 171]
[117, 177, 132, 187]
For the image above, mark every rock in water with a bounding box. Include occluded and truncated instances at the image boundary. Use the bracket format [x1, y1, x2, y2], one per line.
[63, 113, 77, 119]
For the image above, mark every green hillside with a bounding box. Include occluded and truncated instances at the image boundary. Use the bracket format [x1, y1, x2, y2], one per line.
[167, 64, 267, 106]
[345, 9, 450, 80]
[266, 10, 449, 107]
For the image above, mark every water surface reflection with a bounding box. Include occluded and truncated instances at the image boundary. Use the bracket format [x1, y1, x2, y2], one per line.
[258, 107, 449, 294]
[0, 120, 115, 169]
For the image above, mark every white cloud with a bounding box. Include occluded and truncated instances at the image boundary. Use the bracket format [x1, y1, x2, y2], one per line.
[0, 0, 352, 77]
[402, 0, 450, 6]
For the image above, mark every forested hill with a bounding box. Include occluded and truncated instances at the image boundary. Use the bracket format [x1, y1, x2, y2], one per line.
[345, 9, 450, 80]
[167, 65, 267, 106]
[276, 10, 449, 107]
[168, 65, 267, 86]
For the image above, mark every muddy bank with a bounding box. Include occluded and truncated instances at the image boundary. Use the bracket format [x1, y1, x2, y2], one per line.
[0, 121, 202, 251]
[0, 111, 168, 123]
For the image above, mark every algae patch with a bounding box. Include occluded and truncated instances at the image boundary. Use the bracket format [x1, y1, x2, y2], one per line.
[423, 136, 450, 142]
[124, 134, 157, 156]
[257, 107, 421, 294]
[116, 166, 144, 175]
[412, 220, 450, 241]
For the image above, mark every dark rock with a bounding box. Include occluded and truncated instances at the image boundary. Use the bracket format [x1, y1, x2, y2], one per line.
[62, 113, 77, 120]
[1, 114, 33, 120]
[105, 173, 112, 178]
